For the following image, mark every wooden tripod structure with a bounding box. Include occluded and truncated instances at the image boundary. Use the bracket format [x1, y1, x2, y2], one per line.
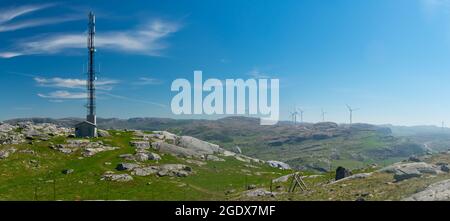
[289, 173, 308, 192]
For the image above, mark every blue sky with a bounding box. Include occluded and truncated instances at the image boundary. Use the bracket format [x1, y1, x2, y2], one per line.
[1, 0, 450, 126]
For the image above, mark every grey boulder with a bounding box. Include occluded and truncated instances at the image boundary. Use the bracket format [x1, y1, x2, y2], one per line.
[267, 161, 291, 170]
[404, 179, 450, 201]
[101, 173, 133, 182]
[116, 163, 140, 171]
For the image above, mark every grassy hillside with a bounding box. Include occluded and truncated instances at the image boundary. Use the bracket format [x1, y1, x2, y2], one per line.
[5, 117, 428, 172]
[241, 153, 450, 201]
[0, 130, 290, 200]
[3, 127, 450, 201]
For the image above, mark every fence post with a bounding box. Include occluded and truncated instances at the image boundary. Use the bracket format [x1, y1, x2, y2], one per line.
[53, 178, 56, 201]
[34, 185, 38, 201]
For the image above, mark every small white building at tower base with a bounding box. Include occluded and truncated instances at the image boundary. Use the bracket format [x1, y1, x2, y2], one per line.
[75, 121, 97, 138]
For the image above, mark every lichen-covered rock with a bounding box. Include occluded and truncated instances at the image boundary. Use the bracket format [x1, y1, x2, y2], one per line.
[116, 163, 140, 171]
[157, 164, 193, 177]
[82, 145, 119, 157]
[101, 173, 133, 182]
[119, 154, 134, 160]
[97, 129, 110, 137]
[332, 173, 372, 183]
[1, 122, 71, 145]
[267, 161, 291, 170]
[206, 155, 225, 161]
[233, 146, 242, 154]
[379, 162, 441, 182]
[62, 169, 74, 175]
[130, 141, 150, 149]
[132, 166, 159, 176]
[393, 168, 421, 182]
[245, 188, 276, 197]
[134, 152, 149, 162]
[152, 141, 201, 158]
[178, 136, 222, 155]
[0, 148, 16, 159]
[147, 152, 161, 161]
[404, 179, 450, 201]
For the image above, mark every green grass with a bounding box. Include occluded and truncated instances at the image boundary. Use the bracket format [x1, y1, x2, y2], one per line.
[0, 131, 290, 201]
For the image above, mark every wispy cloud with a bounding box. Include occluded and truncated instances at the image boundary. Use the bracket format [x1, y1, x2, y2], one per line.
[37, 90, 86, 99]
[247, 69, 271, 79]
[0, 3, 82, 33]
[35, 76, 118, 101]
[34, 77, 119, 90]
[0, 3, 54, 24]
[1, 20, 181, 58]
[0, 15, 82, 32]
[133, 77, 163, 85]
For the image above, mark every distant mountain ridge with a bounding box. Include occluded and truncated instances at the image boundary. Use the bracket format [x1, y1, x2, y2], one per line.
[382, 124, 450, 136]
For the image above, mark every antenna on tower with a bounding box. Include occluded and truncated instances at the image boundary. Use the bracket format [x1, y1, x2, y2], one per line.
[75, 11, 98, 138]
[86, 11, 96, 125]
[346, 104, 360, 125]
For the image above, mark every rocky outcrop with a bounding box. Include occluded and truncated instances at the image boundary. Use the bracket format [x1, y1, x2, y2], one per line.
[62, 169, 74, 175]
[233, 146, 242, 154]
[332, 173, 372, 183]
[129, 164, 193, 177]
[51, 140, 119, 157]
[1, 122, 72, 145]
[0, 147, 16, 159]
[97, 129, 110, 137]
[379, 162, 442, 182]
[267, 161, 291, 170]
[157, 164, 193, 177]
[177, 136, 222, 155]
[101, 172, 133, 182]
[115, 161, 194, 178]
[131, 166, 159, 176]
[130, 141, 150, 149]
[206, 155, 225, 161]
[404, 179, 450, 201]
[120, 151, 162, 162]
[245, 188, 276, 197]
[132, 130, 266, 166]
[152, 141, 201, 158]
[147, 152, 161, 161]
[153, 131, 178, 142]
[116, 163, 140, 171]
[408, 155, 421, 162]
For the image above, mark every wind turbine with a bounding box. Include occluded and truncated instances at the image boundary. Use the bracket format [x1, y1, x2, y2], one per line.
[290, 108, 298, 124]
[346, 104, 360, 125]
[321, 108, 326, 122]
[297, 108, 305, 123]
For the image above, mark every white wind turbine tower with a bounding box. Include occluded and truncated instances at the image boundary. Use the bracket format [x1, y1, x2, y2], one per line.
[321, 108, 326, 122]
[346, 104, 360, 125]
[290, 108, 298, 124]
[297, 108, 305, 123]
